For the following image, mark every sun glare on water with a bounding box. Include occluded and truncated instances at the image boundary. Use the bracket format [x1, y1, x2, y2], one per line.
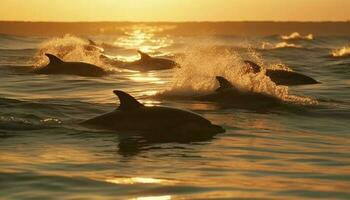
[128, 72, 166, 84]
[115, 25, 174, 56]
[105, 177, 172, 184]
[135, 196, 172, 200]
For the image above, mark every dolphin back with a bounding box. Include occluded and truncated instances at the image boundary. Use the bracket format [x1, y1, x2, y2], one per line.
[266, 70, 319, 85]
[215, 76, 236, 92]
[45, 53, 64, 65]
[137, 50, 151, 61]
[113, 90, 144, 111]
[244, 60, 261, 73]
[33, 53, 107, 77]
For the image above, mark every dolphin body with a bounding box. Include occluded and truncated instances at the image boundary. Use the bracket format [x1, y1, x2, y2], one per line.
[196, 76, 282, 109]
[154, 76, 282, 110]
[85, 39, 104, 53]
[81, 90, 225, 139]
[101, 51, 177, 71]
[87, 39, 121, 53]
[32, 54, 107, 77]
[244, 60, 319, 86]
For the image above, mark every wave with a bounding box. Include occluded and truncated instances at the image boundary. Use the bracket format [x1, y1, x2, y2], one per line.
[268, 63, 293, 71]
[0, 33, 28, 41]
[156, 44, 317, 105]
[330, 46, 350, 58]
[281, 32, 314, 41]
[29, 34, 116, 71]
[261, 41, 302, 50]
[0, 33, 44, 50]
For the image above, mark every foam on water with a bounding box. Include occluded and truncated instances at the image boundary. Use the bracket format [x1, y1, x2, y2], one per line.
[331, 46, 350, 58]
[261, 41, 302, 49]
[159, 44, 317, 105]
[30, 35, 114, 71]
[1, 27, 350, 200]
[281, 32, 314, 41]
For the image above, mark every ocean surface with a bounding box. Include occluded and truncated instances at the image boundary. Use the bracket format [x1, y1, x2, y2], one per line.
[0, 25, 350, 199]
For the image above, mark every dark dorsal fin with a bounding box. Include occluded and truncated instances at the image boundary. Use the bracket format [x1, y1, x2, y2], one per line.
[88, 39, 97, 46]
[215, 76, 234, 92]
[113, 90, 144, 111]
[45, 53, 64, 65]
[137, 50, 151, 60]
[243, 60, 261, 73]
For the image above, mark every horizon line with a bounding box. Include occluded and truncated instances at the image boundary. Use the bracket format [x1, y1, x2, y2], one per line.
[1, 20, 350, 23]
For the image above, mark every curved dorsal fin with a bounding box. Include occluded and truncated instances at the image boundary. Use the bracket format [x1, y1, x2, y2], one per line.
[113, 90, 144, 111]
[215, 76, 234, 92]
[45, 53, 63, 65]
[137, 50, 151, 60]
[244, 60, 261, 73]
[88, 39, 97, 46]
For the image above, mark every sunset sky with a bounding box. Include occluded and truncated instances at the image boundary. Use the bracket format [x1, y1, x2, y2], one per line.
[0, 0, 349, 22]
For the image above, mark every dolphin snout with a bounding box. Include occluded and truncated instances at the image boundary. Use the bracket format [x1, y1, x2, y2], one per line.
[210, 124, 226, 133]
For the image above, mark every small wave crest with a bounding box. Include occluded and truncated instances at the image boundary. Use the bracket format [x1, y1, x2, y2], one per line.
[0, 115, 62, 131]
[281, 32, 314, 41]
[158, 44, 317, 105]
[261, 41, 302, 50]
[30, 34, 113, 71]
[330, 46, 350, 58]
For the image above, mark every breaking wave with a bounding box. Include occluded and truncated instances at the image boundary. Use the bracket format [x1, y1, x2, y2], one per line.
[330, 46, 350, 58]
[30, 35, 112, 70]
[157, 44, 317, 105]
[281, 32, 314, 41]
[261, 41, 302, 50]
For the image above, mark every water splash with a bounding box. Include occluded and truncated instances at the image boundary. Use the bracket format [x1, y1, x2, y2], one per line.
[269, 63, 293, 71]
[159, 44, 317, 105]
[331, 46, 350, 58]
[281, 32, 314, 40]
[261, 41, 302, 49]
[30, 34, 109, 70]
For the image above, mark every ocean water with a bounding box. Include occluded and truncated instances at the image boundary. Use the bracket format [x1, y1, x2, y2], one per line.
[0, 25, 350, 200]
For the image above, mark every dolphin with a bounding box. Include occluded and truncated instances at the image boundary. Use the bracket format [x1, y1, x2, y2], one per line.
[87, 39, 122, 53]
[101, 50, 177, 71]
[244, 60, 319, 86]
[32, 54, 107, 77]
[85, 39, 104, 53]
[81, 90, 225, 139]
[196, 76, 282, 109]
[154, 76, 282, 110]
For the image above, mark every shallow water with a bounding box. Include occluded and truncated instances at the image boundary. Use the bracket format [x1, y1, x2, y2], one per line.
[0, 26, 350, 199]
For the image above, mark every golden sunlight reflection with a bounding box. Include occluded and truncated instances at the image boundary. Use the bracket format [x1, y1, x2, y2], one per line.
[142, 99, 162, 107]
[105, 177, 174, 185]
[115, 25, 173, 54]
[129, 72, 166, 84]
[134, 195, 172, 200]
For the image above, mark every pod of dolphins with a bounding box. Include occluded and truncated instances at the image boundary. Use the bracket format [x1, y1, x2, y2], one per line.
[31, 41, 320, 141]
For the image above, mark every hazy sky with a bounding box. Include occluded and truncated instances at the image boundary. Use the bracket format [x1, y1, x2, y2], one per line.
[1, 0, 349, 22]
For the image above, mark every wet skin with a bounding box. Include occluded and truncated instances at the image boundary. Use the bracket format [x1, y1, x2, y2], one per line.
[33, 54, 107, 77]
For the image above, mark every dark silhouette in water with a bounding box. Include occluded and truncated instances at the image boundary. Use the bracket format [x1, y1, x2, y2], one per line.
[101, 50, 177, 71]
[32, 54, 107, 77]
[87, 39, 123, 53]
[244, 60, 319, 86]
[81, 90, 225, 139]
[116, 134, 217, 157]
[197, 76, 282, 109]
[155, 76, 283, 111]
[84, 39, 104, 52]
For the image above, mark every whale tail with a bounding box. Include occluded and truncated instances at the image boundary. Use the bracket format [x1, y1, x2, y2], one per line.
[137, 50, 151, 61]
[113, 90, 144, 111]
[45, 53, 64, 65]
